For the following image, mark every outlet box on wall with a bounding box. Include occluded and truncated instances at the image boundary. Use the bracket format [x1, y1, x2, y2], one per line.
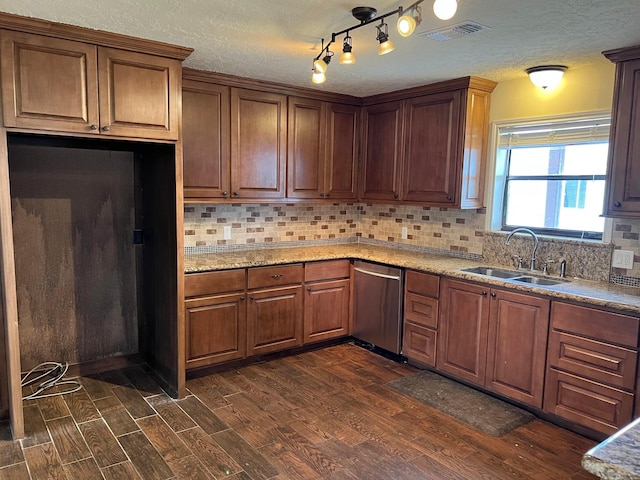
[612, 249, 634, 269]
[223, 225, 231, 240]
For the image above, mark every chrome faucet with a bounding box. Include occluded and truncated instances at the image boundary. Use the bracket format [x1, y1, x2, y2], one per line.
[505, 227, 539, 271]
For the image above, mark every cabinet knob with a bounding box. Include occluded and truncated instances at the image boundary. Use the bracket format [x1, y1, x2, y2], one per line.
[233, 192, 239, 197]
[490, 293, 497, 298]
[249, 296, 255, 301]
[101, 125, 110, 132]
[89, 124, 98, 131]
[320, 193, 325, 198]
[271, 274, 283, 279]
[481, 291, 487, 296]
[393, 192, 399, 199]
[614, 201, 622, 207]
[447, 195, 453, 201]
[325, 193, 330, 198]
[307, 288, 312, 293]
[239, 296, 245, 302]
[222, 191, 228, 197]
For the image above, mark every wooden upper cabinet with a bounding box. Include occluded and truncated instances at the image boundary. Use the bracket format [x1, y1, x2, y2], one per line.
[460, 88, 491, 208]
[402, 91, 461, 204]
[231, 88, 286, 199]
[97, 48, 180, 140]
[287, 99, 360, 201]
[326, 103, 359, 200]
[182, 80, 231, 199]
[360, 101, 404, 201]
[0, 30, 99, 133]
[0, 30, 181, 140]
[603, 48, 640, 217]
[287, 97, 326, 199]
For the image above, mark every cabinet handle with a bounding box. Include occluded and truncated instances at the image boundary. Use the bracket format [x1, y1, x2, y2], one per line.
[101, 125, 110, 132]
[233, 192, 239, 197]
[320, 193, 325, 198]
[614, 201, 622, 207]
[222, 191, 228, 197]
[481, 291, 487, 296]
[89, 124, 98, 131]
[393, 192, 399, 199]
[490, 293, 497, 298]
[271, 274, 283, 279]
[239, 296, 245, 301]
[249, 296, 255, 301]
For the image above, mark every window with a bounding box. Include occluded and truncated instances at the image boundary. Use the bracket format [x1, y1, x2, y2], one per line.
[494, 116, 610, 239]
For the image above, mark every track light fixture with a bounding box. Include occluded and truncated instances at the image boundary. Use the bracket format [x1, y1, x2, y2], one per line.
[376, 21, 395, 55]
[311, 0, 460, 84]
[339, 33, 356, 64]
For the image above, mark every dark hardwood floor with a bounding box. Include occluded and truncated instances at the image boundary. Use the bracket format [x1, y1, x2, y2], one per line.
[0, 343, 598, 479]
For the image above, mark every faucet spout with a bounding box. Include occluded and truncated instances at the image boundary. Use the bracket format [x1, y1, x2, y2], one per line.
[505, 227, 539, 271]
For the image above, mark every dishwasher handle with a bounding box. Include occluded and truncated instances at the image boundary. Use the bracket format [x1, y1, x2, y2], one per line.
[354, 267, 402, 281]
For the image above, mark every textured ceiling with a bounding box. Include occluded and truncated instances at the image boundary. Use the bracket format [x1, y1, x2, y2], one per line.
[1, 0, 639, 96]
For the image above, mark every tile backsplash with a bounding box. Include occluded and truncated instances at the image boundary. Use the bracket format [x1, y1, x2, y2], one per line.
[184, 203, 640, 286]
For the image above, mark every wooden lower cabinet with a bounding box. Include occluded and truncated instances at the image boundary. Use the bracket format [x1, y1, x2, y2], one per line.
[485, 289, 549, 408]
[304, 279, 349, 344]
[437, 278, 550, 409]
[185, 293, 246, 369]
[437, 279, 489, 385]
[544, 369, 634, 435]
[247, 285, 303, 356]
[403, 322, 437, 367]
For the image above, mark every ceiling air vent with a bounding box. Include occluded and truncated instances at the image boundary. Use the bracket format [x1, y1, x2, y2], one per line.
[421, 21, 490, 41]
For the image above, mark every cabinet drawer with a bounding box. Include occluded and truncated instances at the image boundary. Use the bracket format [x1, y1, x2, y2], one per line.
[544, 369, 634, 435]
[548, 331, 637, 390]
[248, 264, 303, 290]
[404, 292, 438, 329]
[305, 260, 350, 282]
[551, 302, 639, 348]
[406, 270, 439, 298]
[403, 322, 436, 367]
[185, 269, 245, 297]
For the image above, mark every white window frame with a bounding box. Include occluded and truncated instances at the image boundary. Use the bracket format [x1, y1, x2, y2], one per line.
[485, 111, 613, 243]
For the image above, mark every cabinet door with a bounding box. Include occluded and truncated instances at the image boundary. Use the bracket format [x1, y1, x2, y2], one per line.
[485, 289, 550, 408]
[604, 58, 640, 216]
[436, 278, 489, 385]
[402, 91, 461, 204]
[287, 97, 325, 199]
[231, 88, 286, 199]
[185, 293, 246, 369]
[325, 103, 359, 200]
[182, 81, 230, 199]
[98, 47, 180, 140]
[403, 322, 437, 367]
[460, 89, 490, 209]
[0, 30, 99, 133]
[304, 279, 350, 343]
[247, 285, 303, 355]
[360, 101, 403, 201]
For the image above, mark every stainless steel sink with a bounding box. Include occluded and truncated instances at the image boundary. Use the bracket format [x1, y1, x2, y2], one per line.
[511, 276, 566, 286]
[461, 267, 521, 279]
[461, 266, 569, 287]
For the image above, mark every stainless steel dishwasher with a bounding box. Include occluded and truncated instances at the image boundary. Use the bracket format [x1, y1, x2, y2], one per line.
[352, 260, 404, 354]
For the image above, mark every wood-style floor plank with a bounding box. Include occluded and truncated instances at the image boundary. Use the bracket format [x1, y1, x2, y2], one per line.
[22, 443, 66, 479]
[63, 388, 100, 424]
[0, 462, 30, 480]
[62, 457, 102, 480]
[111, 385, 155, 419]
[166, 454, 216, 480]
[118, 431, 174, 480]
[46, 416, 92, 465]
[177, 426, 242, 478]
[101, 461, 142, 480]
[146, 394, 197, 433]
[176, 395, 229, 435]
[100, 405, 140, 437]
[21, 405, 50, 449]
[136, 415, 192, 463]
[212, 429, 280, 480]
[78, 418, 128, 468]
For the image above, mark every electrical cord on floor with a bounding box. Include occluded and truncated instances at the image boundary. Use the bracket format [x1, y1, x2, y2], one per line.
[21, 361, 82, 400]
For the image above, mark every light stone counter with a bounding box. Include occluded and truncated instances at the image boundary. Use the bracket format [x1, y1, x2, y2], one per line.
[184, 243, 640, 314]
[583, 418, 640, 479]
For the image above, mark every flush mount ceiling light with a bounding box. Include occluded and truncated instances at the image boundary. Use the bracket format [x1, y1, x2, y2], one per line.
[311, 0, 460, 84]
[526, 65, 567, 90]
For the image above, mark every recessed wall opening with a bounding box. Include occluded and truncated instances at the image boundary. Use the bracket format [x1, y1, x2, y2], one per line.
[5, 133, 179, 410]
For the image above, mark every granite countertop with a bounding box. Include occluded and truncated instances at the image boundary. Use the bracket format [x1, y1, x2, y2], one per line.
[184, 243, 640, 314]
[583, 417, 640, 479]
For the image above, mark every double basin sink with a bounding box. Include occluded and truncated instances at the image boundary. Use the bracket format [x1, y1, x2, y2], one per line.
[461, 266, 569, 287]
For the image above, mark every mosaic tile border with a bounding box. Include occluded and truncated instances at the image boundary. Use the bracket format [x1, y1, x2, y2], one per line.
[610, 274, 640, 288]
[184, 237, 358, 255]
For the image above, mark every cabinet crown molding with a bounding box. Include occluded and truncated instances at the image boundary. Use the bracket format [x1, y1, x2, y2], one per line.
[603, 44, 640, 63]
[0, 11, 193, 60]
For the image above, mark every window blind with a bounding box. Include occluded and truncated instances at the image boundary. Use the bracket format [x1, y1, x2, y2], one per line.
[498, 117, 611, 147]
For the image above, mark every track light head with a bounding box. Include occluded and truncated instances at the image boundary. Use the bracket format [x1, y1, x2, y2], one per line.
[376, 21, 395, 55]
[397, 5, 422, 37]
[339, 33, 356, 65]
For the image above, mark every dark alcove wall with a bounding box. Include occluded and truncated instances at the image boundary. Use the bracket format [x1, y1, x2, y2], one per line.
[9, 142, 140, 369]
